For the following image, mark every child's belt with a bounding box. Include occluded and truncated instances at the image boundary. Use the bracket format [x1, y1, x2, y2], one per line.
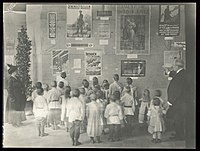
[51, 100, 59, 102]
[124, 105, 132, 108]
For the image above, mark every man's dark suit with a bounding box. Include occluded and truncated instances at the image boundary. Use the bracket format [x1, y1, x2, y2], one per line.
[167, 69, 187, 139]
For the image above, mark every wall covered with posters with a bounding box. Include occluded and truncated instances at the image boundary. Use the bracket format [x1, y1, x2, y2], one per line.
[26, 4, 186, 99]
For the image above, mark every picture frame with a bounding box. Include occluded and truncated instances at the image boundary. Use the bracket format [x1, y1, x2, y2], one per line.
[84, 51, 102, 76]
[121, 60, 146, 77]
[66, 5, 92, 38]
[116, 5, 151, 55]
[52, 49, 69, 75]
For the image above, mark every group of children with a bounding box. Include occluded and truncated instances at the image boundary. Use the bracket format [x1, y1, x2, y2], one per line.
[31, 72, 171, 145]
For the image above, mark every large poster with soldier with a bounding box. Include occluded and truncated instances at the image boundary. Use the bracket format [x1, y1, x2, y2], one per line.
[116, 5, 150, 55]
[66, 5, 92, 38]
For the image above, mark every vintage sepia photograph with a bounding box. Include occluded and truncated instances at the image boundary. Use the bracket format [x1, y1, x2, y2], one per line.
[3, 3, 195, 149]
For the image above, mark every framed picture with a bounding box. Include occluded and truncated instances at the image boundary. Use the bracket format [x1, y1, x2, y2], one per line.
[85, 51, 102, 76]
[66, 5, 92, 38]
[164, 50, 182, 68]
[116, 5, 151, 55]
[159, 5, 180, 36]
[121, 60, 146, 77]
[48, 12, 57, 38]
[52, 50, 69, 75]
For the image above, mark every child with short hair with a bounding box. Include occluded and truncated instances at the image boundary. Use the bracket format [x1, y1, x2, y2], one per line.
[60, 86, 71, 129]
[147, 97, 166, 143]
[153, 90, 170, 114]
[121, 86, 136, 136]
[96, 90, 107, 134]
[104, 94, 123, 142]
[43, 83, 50, 127]
[138, 89, 151, 125]
[58, 81, 65, 95]
[79, 87, 87, 133]
[86, 93, 103, 143]
[32, 82, 42, 102]
[101, 80, 110, 102]
[33, 88, 48, 137]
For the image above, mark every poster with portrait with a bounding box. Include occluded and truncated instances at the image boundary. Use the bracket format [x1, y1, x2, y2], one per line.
[66, 5, 92, 38]
[159, 5, 180, 36]
[98, 23, 110, 38]
[116, 5, 150, 55]
[48, 12, 56, 38]
[164, 51, 182, 68]
[85, 51, 102, 76]
[52, 50, 69, 75]
[121, 60, 146, 77]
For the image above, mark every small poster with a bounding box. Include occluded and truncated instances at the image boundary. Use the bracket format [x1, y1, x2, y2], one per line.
[85, 51, 102, 76]
[48, 12, 56, 38]
[73, 59, 81, 68]
[67, 5, 92, 38]
[159, 5, 180, 36]
[52, 50, 69, 75]
[164, 51, 182, 68]
[121, 60, 146, 77]
[116, 5, 150, 55]
[98, 23, 110, 38]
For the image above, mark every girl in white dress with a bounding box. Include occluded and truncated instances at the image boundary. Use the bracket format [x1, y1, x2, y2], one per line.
[147, 97, 166, 143]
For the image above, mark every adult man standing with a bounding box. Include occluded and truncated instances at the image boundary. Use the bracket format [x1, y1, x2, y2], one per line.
[167, 59, 187, 141]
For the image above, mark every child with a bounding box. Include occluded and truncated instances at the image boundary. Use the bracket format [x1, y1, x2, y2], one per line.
[33, 88, 48, 137]
[138, 89, 151, 125]
[121, 86, 136, 136]
[82, 79, 90, 95]
[86, 93, 103, 143]
[47, 81, 62, 130]
[151, 90, 169, 116]
[32, 82, 42, 102]
[109, 74, 123, 97]
[101, 80, 110, 101]
[57, 81, 65, 95]
[60, 86, 71, 129]
[147, 97, 166, 143]
[96, 90, 107, 134]
[104, 94, 123, 142]
[43, 83, 50, 127]
[79, 87, 87, 133]
[113, 91, 125, 129]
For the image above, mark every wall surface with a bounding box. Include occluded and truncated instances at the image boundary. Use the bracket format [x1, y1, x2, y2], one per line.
[26, 4, 186, 99]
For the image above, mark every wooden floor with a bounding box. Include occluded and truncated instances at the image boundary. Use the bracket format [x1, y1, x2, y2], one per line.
[3, 115, 185, 148]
